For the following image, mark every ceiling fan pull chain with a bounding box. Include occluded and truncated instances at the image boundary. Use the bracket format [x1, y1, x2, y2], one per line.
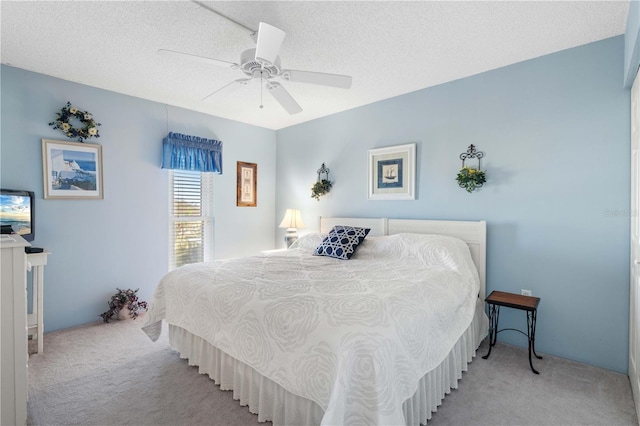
[260, 71, 264, 109]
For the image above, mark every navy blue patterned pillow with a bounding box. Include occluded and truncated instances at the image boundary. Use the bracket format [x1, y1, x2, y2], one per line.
[313, 226, 371, 260]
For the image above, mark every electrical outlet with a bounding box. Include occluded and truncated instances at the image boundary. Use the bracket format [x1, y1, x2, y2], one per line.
[521, 289, 532, 297]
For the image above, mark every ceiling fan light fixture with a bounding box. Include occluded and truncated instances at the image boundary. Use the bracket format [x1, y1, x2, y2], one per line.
[241, 48, 281, 77]
[158, 20, 352, 115]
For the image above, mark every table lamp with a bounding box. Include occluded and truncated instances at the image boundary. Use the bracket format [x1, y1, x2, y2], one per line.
[279, 209, 305, 248]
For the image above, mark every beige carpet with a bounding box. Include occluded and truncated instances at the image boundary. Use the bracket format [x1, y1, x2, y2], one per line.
[27, 319, 637, 426]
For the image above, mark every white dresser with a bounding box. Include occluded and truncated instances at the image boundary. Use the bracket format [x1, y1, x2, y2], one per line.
[1, 234, 29, 426]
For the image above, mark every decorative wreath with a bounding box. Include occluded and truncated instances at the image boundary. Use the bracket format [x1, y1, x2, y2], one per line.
[49, 101, 101, 142]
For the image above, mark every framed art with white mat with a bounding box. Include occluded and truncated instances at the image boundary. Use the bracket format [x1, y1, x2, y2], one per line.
[368, 143, 416, 200]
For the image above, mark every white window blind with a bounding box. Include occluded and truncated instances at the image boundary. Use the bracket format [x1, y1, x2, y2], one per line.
[169, 170, 213, 270]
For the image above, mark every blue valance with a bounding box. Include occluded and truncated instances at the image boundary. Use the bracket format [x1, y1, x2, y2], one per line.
[162, 132, 223, 174]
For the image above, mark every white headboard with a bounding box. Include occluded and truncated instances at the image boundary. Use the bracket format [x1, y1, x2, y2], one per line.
[320, 217, 487, 300]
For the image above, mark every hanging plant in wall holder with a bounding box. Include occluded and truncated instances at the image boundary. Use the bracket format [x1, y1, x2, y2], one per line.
[49, 101, 101, 142]
[311, 163, 332, 201]
[456, 144, 486, 193]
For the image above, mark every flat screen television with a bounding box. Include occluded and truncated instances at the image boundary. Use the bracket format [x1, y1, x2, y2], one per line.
[0, 189, 35, 242]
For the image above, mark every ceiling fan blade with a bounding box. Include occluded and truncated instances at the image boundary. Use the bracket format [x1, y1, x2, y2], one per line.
[282, 70, 352, 89]
[266, 82, 302, 115]
[157, 49, 238, 69]
[254, 22, 286, 67]
[202, 78, 251, 101]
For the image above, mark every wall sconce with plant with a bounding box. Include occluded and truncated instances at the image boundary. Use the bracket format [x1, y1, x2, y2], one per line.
[456, 144, 486, 193]
[311, 163, 332, 201]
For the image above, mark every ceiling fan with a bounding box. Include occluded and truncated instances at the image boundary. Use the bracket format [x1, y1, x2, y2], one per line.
[158, 22, 352, 115]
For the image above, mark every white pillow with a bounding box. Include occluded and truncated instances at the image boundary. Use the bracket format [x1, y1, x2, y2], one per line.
[289, 232, 325, 252]
[352, 233, 468, 271]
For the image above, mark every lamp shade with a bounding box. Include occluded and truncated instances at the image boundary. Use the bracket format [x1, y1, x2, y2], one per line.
[279, 209, 305, 229]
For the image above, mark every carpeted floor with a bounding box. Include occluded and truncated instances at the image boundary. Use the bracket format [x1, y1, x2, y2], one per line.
[27, 319, 637, 426]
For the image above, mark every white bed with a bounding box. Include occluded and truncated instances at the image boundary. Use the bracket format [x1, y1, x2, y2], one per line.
[143, 217, 488, 425]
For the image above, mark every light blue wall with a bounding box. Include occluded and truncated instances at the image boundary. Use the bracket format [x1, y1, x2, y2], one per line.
[0, 35, 630, 372]
[1, 65, 276, 332]
[276, 36, 630, 373]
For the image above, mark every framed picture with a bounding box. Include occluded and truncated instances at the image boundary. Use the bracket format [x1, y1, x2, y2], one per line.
[42, 139, 104, 199]
[368, 143, 416, 200]
[236, 161, 257, 207]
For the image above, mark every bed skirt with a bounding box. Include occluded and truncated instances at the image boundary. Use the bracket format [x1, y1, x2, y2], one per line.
[168, 298, 488, 425]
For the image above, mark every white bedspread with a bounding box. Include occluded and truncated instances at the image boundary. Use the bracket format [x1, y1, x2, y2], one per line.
[143, 233, 480, 425]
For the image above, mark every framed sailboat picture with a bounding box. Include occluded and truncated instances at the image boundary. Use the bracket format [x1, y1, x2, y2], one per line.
[367, 143, 416, 200]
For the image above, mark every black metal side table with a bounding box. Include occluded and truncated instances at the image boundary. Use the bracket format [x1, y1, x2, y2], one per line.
[482, 290, 543, 374]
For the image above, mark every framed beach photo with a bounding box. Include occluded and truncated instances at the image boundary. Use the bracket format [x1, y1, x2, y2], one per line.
[368, 143, 416, 200]
[236, 161, 257, 207]
[42, 139, 104, 199]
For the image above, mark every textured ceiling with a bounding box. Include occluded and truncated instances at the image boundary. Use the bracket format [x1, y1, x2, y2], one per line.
[0, 1, 630, 130]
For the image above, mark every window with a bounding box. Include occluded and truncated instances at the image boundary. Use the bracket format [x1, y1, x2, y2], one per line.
[169, 170, 213, 270]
